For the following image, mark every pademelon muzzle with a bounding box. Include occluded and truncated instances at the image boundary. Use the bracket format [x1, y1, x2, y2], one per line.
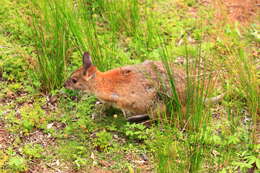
[64, 78, 77, 90]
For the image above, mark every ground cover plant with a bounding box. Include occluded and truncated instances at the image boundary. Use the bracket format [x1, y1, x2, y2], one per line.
[0, 0, 259, 172]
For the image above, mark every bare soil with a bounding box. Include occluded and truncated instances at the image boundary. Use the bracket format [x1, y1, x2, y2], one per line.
[214, 0, 260, 24]
[0, 121, 9, 150]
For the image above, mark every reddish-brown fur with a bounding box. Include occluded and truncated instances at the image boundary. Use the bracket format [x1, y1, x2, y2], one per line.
[64, 53, 186, 118]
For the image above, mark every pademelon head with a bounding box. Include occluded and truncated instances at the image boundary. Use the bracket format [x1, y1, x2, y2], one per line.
[64, 52, 97, 92]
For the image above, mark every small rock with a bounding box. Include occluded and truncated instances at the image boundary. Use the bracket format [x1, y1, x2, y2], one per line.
[90, 152, 95, 160]
[56, 160, 60, 166]
[49, 95, 58, 104]
[113, 135, 119, 139]
[212, 150, 220, 156]
[47, 123, 53, 129]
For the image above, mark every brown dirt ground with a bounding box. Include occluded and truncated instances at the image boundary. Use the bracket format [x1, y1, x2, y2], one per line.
[0, 121, 9, 150]
[214, 0, 260, 24]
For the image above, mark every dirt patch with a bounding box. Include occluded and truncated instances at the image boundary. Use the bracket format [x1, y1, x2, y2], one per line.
[0, 120, 11, 150]
[214, 0, 260, 24]
[88, 168, 113, 173]
[22, 130, 56, 147]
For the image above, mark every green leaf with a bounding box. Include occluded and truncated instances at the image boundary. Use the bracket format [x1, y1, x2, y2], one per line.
[256, 158, 260, 169]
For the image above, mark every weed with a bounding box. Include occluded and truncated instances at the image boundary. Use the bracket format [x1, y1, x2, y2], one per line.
[0, 36, 31, 82]
[5, 101, 50, 134]
[57, 141, 90, 169]
[0, 0, 32, 45]
[0, 151, 8, 169]
[7, 156, 28, 172]
[59, 94, 96, 138]
[94, 130, 113, 152]
[124, 122, 150, 141]
[22, 143, 44, 159]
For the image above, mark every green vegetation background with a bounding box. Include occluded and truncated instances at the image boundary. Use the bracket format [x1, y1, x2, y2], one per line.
[0, 0, 259, 172]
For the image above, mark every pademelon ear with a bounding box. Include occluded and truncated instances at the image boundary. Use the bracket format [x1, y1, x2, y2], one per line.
[82, 52, 92, 71]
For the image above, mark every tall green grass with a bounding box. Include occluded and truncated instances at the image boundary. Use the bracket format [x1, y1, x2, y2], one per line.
[226, 48, 259, 143]
[136, 6, 213, 129]
[237, 50, 259, 144]
[215, 24, 259, 143]
[155, 42, 213, 172]
[146, 15, 213, 130]
[78, 0, 141, 70]
[143, 8, 217, 171]
[31, 0, 74, 91]
[103, 0, 140, 36]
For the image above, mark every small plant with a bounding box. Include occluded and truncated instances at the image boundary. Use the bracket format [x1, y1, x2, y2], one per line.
[94, 130, 113, 152]
[58, 141, 90, 169]
[0, 36, 30, 82]
[7, 156, 28, 172]
[124, 122, 150, 141]
[5, 101, 49, 134]
[233, 155, 260, 172]
[0, 0, 33, 44]
[22, 143, 44, 159]
[0, 54, 28, 82]
[0, 151, 8, 169]
[60, 94, 95, 138]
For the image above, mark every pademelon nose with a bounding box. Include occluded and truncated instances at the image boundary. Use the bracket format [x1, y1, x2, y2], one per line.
[64, 80, 69, 88]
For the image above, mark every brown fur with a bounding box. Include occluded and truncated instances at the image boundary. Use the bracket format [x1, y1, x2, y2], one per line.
[65, 54, 186, 118]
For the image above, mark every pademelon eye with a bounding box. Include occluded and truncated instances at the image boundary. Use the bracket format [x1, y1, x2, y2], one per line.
[72, 78, 77, 84]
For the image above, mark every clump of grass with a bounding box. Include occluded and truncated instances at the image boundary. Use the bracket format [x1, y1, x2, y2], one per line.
[149, 22, 214, 131]
[237, 50, 259, 143]
[76, 0, 143, 70]
[225, 48, 259, 143]
[31, 0, 74, 92]
[184, 43, 216, 131]
[145, 8, 217, 171]
[156, 41, 213, 172]
[213, 23, 259, 143]
[80, 0, 141, 70]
